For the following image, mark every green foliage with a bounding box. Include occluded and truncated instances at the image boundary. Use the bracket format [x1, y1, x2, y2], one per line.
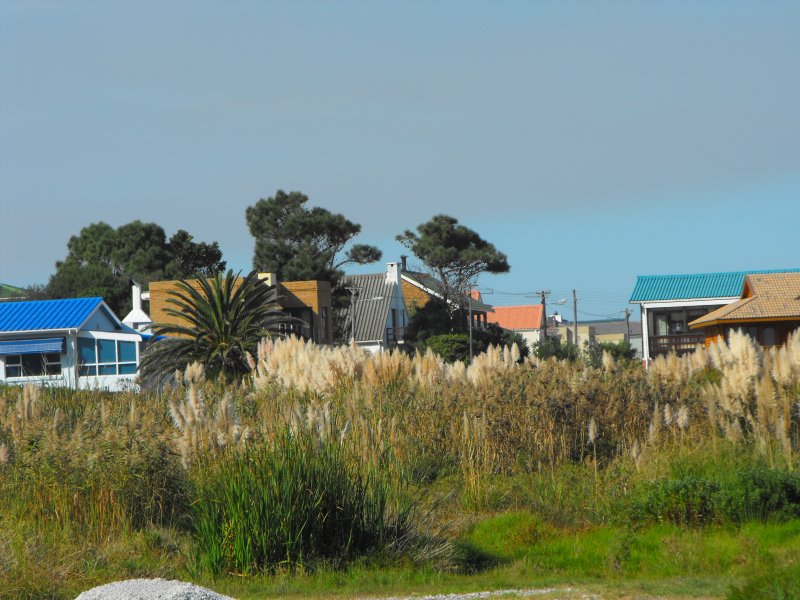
[585, 340, 638, 368]
[139, 270, 296, 386]
[600, 340, 637, 361]
[245, 190, 381, 284]
[404, 298, 453, 348]
[461, 512, 544, 562]
[405, 300, 528, 360]
[727, 564, 800, 600]
[166, 229, 228, 279]
[532, 336, 579, 361]
[45, 221, 225, 315]
[396, 214, 509, 309]
[473, 324, 529, 360]
[631, 467, 800, 526]
[423, 333, 471, 363]
[191, 431, 401, 575]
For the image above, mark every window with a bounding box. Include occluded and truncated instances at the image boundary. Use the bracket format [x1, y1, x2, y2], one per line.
[654, 314, 669, 336]
[78, 337, 137, 376]
[5, 353, 61, 377]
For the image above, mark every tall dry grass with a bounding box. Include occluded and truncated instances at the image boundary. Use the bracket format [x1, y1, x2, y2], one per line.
[0, 328, 799, 588]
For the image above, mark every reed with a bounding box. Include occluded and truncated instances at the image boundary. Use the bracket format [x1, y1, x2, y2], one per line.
[1, 327, 799, 591]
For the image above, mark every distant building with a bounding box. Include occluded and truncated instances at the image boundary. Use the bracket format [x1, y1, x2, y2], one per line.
[578, 318, 643, 358]
[549, 312, 596, 347]
[487, 304, 544, 349]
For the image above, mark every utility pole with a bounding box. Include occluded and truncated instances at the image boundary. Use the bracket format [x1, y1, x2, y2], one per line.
[573, 289, 578, 347]
[539, 290, 550, 338]
[468, 293, 473, 364]
[345, 287, 360, 343]
[624, 308, 631, 342]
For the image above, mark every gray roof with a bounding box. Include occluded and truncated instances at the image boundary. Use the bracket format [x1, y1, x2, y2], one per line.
[341, 274, 396, 342]
[580, 319, 642, 336]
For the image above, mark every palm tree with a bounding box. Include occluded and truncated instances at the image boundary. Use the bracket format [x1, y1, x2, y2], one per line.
[139, 270, 298, 386]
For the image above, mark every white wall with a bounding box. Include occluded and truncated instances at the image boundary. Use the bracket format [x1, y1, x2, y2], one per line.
[0, 330, 141, 392]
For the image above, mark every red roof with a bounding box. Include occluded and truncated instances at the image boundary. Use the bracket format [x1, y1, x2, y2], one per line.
[487, 305, 544, 330]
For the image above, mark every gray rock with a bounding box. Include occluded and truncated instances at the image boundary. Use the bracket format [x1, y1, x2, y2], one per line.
[75, 578, 235, 600]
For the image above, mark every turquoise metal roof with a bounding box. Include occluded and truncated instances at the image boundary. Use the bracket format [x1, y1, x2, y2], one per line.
[630, 269, 800, 303]
[0, 297, 104, 332]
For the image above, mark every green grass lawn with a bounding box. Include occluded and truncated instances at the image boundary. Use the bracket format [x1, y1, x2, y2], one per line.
[188, 517, 800, 600]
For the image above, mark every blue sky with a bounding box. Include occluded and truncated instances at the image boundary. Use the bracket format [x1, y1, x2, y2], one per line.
[1, 1, 798, 319]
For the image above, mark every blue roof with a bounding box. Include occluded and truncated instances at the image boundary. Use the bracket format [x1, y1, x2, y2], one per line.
[630, 269, 800, 302]
[0, 297, 105, 332]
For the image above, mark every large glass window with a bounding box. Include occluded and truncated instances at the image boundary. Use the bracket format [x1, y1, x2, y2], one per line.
[5, 353, 61, 377]
[78, 338, 137, 376]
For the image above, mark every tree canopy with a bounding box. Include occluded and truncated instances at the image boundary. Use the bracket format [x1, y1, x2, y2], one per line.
[404, 297, 529, 360]
[46, 221, 226, 316]
[396, 214, 510, 311]
[245, 190, 382, 284]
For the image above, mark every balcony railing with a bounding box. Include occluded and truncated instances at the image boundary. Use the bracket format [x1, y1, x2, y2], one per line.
[386, 327, 406, 346]
[649, 333, 705, 356]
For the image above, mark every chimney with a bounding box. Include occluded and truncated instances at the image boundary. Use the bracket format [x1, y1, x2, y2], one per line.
[386, 262, 401, 285]
[258, 272, 277, 286]
[132, 282, 142, 311]
[400, 255, 408, 271]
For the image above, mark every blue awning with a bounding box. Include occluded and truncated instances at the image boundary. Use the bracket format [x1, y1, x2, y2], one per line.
[0, 337, 65, 355]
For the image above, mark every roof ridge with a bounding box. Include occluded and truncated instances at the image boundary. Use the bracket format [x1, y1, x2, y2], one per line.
[638, 268, 800, 279]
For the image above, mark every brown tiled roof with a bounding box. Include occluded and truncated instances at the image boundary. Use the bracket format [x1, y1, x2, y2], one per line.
[689, 272, 800, 328]
[487, 305, 544, 330]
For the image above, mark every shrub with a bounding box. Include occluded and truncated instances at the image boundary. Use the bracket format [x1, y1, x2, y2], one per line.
[631, 467, 800, 526]
[422, 333, 471, 363]
[720, 467, 800, 522]
[533, 337, 579, 362]
[631, 476, 723, 526]
[191, 431, 405, 575]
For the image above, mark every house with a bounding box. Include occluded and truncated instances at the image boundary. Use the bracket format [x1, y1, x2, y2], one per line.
[689, 272, 800, 348]
[0, 297, 145, 390]
[341, 262, 410, 353]
[148, 274, 334, 344]
[487, 304, 545, 348]
[579, 318, 643, 358]
[629, 269, 800, 363]
[548, 313, 596, 347]
[400, 262, 494, 331]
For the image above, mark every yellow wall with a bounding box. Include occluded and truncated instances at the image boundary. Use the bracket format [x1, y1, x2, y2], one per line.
[148, 278, 332, 342]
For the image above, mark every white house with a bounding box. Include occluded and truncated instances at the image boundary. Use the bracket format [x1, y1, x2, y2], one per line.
[0, 297, 146, 390]
[341, 262, 410, 353]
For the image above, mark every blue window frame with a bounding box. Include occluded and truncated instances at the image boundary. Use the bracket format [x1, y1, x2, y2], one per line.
[78, 338, 137, 376]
